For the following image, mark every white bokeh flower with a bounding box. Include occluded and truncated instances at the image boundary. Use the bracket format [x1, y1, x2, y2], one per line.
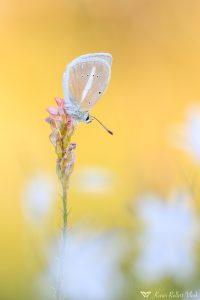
[72, 167, 114, 194]
[170, 104, 200, 164]
[41, 228, 124, 300]
[134, 190, 199, 283]
[22, 172, 56, 224]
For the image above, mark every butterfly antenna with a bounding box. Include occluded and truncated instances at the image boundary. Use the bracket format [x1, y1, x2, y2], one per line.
[90, 115, 113, 135]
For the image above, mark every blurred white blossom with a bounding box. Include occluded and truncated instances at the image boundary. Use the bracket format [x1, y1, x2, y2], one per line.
[73, 167, 114, 194]
[171, 105, 200, 164]
[134, 190, 199, 283]
[22, 172, 56, 224]
[41, 229, 124, 300]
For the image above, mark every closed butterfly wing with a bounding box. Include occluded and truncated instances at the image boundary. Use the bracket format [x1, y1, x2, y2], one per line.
[63, 53, 112, 112]
[78, 53, 112, 66]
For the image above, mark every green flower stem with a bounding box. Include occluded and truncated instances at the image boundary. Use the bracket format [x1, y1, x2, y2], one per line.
[56, 179, 68, 300]
[61, 179, 68, 236]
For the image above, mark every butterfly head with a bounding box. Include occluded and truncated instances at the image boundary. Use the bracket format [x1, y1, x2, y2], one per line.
[66, 109, 91, 123]
[69, 110, 113, 135]
[85, 113, 92, 124]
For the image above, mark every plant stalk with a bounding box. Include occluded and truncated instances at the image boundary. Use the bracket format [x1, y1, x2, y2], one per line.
[61, 179, 68, 237]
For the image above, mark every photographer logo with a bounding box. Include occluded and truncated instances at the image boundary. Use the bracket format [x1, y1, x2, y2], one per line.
[140, 291, 152, 298]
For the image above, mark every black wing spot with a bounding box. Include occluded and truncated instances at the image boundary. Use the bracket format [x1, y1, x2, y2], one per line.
[88, 101, 91, 105]
[97, 75, 99, 78]
[81, 75, 84, 78]
[99, 91, 101, 94]
[87, 74, 89, 77]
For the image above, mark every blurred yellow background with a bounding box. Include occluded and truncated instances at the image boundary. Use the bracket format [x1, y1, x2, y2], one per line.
[1, 0, 200, 298]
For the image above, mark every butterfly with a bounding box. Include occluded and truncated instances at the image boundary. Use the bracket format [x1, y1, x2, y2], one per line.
[62, 53, 113, 134]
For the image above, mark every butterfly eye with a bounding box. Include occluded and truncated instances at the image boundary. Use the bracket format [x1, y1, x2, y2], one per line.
[97, 75, 99, 78]
[88, 101, 91, 105]
[81, 75, 83, 78]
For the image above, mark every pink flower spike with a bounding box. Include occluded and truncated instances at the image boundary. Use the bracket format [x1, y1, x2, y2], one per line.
[65, 157, 74, 176]
[55, 97, 64, 108]
[47, 106, 59, 115]
[70, 143, 76, 150]
[45, 117, 51, 124]
[50, 129, 60, 146]
[58, 107, 64, 116]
